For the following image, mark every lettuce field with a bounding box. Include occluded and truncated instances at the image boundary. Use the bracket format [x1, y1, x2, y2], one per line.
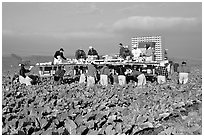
[2, 65, 202, 135]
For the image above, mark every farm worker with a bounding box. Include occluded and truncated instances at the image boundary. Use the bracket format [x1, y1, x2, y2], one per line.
[132, 45, 142, 60]
[100, 64, 110, 86]
[19, 64, 34, 86]
[54, 48, 67, 65]
[86, 62, 97, 88]
[173, 62, 179, 73]
[54, 66, 65, 83]
[79, 66, 87, 84]
[156, 62, 168, 84]
[87, 46, 99, 60]
[178, 61, 190, 84]
[132, 67, 146, 87]
[119, 43, 125, 58]
[117, 66, 126, 86]
[75, 49, 86, 60]
[145, 44, 154, 62]
[123, 45, 133, 60]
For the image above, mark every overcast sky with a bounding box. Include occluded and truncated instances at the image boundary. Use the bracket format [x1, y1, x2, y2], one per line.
[2, 2, 202, 59]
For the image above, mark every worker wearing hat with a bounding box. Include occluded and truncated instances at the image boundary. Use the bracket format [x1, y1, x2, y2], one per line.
[54, 48, 67, 65]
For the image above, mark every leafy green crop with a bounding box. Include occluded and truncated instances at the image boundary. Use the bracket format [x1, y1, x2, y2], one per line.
[2, 65, 202, 135]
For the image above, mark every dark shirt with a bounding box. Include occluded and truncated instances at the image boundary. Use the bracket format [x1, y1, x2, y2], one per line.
[117, 66, 126, 75]
[54, 50, 66, 60]
[119, 47, 125, 57]
[75, 49, 86, 60]
[55, 69, 65, 78]
[173, 63, 179, 72]
[121, 48, 133, 59]
[19, 67, 30, 78]
[156, 66, 168, 76]
[88, 48, 98, 56]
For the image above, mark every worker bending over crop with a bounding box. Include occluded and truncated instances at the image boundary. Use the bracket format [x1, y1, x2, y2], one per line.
[54, 48, 67, 64]
[155, 62, 168, 84]
[86, 62, 97, 88]
[19, 64, 34, 86]
[178, 61, 190, 84]
[132, 66, 146, 87]
[100, 64, 110, 86]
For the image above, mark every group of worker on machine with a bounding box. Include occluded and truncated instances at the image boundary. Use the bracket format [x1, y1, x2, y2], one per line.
[53, 42, 155, 65]
[17, 43, 190, 88]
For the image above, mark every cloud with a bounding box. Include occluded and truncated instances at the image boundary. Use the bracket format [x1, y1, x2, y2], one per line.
[2, 29, 114, 40]
[112, 16, 199, 31]
[49, 31, 114, 39]
[75, 3, 102, 15]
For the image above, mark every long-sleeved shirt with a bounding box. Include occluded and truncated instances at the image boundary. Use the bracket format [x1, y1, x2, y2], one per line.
[116, 66, 126, 75]
[54, 50, 66, 60]
[19, 67, 30, 78]
[178, 65, 190, 73]
[87, 64, 97, 77]
[156, 66, 168, 76]
[100, 66, 110, 75]
[75, 49, 86, 60]
[88, 48, 98, 56]
[146, 47, 153, 57]
[119, 47, 125, 57]
[132, 48, 142, 58]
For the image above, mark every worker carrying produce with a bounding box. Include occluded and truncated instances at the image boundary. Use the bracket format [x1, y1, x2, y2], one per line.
[54, 48, 67, 64]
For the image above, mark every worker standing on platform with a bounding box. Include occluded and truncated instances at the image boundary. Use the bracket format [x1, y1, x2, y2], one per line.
[132, 45, 142, 61]
[75, 49, 86, 60]
[54, 48, 67, 64]
[145, 44, 154, 62]
[119, 43, 125, 58]
[87, 46, 99, 60]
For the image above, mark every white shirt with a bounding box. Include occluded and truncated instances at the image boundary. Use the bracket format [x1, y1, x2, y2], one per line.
[132, 48, 142, 58]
